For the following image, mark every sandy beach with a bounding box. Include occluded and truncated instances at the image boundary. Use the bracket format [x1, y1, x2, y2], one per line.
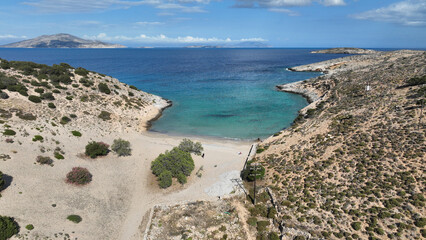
[0, 122, 252, 239]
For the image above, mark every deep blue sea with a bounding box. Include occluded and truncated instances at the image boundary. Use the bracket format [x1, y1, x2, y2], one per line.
[0, 48, 343, 140]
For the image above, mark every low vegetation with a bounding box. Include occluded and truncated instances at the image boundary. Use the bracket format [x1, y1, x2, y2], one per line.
[0, 215, 19, 240]
[178, 138, 204, 156]
[98, 83, 110, 94]
[67, 215, 82, 223]
[32, 135, 43, 142]
[245, 52, 426, 239]
[60, 116, 71, 125]
[36, 156, 53, 165]
[66, 167, 92, 185]
[0, 171, 4, 190]
[98, 111, 111, 121]
[71, 130, 82, 137]
[85, 141, 109, 158]
[2, 129, 16, 136]
[28, 95, 42, 103]
[111, 138, 131, 156]
[25, 224, 34, 230]
[151, 139, 201, 188]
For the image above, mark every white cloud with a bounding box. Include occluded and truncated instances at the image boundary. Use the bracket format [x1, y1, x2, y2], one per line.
[83, 33, 267, 44]
[23, 0, 209, 13]
[135, 21, 164, 25]
[233, 0, 345, 8]
[352, 0, 426, 26]
[0, 34, 27, 39]
[268, 8, 299, 16]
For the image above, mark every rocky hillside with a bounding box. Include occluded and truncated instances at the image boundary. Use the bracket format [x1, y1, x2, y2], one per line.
[311, 48, 377, 54]
[247, 50, 425, 239]
[0, 58, 170, 134]
[0, 33, 126, 48]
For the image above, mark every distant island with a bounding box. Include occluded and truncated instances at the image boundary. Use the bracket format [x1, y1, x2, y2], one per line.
[0, 33, 126, 48]
[311, 47, 377, 54]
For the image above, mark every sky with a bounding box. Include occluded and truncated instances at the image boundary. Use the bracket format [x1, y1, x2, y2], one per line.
[0, 0, 425, 48]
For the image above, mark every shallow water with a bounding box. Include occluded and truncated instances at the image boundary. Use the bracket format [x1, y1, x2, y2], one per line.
[0, 48, 342, 139]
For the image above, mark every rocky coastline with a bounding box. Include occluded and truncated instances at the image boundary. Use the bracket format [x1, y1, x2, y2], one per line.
[311, 47, 377, 54]
[276, 80, 320, 103]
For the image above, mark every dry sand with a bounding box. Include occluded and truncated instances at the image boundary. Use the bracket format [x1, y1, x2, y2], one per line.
[0, 122, 252, 239]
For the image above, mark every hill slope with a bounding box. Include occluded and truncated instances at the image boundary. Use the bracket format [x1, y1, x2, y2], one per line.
[248, 50, 425, 239]
[0, 33, 126, 48]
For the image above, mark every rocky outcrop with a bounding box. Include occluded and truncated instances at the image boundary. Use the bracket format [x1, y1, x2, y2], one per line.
[0, 33, 126, 48]
[311, 47, 377, 54]
[276, 80, 320, 103]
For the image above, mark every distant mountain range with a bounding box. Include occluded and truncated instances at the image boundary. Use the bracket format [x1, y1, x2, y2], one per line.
[0, 33, 126, 48]
[184, 41, 270, 49]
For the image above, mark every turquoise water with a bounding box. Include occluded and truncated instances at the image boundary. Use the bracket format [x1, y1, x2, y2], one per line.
[0, 48, 341, 139]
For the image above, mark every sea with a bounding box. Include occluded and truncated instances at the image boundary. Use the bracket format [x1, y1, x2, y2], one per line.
[0, 48, 343, 140]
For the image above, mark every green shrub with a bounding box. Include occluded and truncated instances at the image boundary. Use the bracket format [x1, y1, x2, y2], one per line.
[269, 232, 279, 240]
[256, 148, 265, 154]
[151, 147, 194, 188]
[0, 215, 19, 239]
[247, 217, 257, 226]
[35, 88, 44, 94]
[67, 215, 82, 223]
[158, 170, 172, 189]
[257, 221, 269, 232]
[151, 147, 194, 177]
[25, 224, 34, 230]
[241, 162, 265, 182]
[178, 138, 203, 156]
[0, 171, 4, 190]
[98, 83, 110, 94]
[41, 92, 55, 100]
[3, 129, 16, 136]
[177, 173, 187, 184]
[249, 204, 268, 217]
[267, 207, 277, 219]
[66, 167, 92, 185]
[28, 95, 42, 103]
[48, 102, 56, 109]
[32, 135, 43, 142]
[293, 236, 306, 240]
[79, 78, 93, 87]
[98, 111, 111, 121]
[71, 131, 82, 137]
[60, 116, 71, 125]
[74, 67, 89, 77]
[111, 138, 131, 156]
[17, 112, 36, 121]
[85, 141, 109, 158]
[129, 85, 138, 90]
[415, 218, 426, 228]
[36, 156, 52, 165]
[54, 152, 64, 160]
